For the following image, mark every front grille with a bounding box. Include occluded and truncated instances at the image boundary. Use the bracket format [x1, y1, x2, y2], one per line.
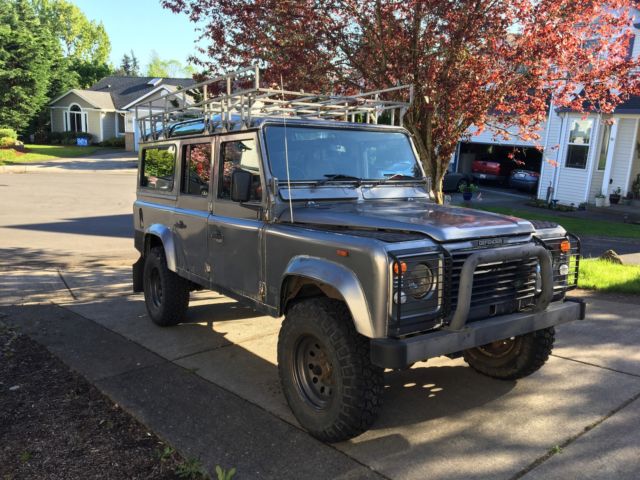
[449, 248, 538, 321]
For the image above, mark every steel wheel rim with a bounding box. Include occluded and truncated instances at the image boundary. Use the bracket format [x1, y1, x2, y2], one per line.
[149, 268, 163, 309]
[477, 337, 520, 358]
[292, 335, 334, 410]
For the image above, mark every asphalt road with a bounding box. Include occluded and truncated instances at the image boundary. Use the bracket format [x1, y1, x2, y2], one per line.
[0, 161, 137, 268]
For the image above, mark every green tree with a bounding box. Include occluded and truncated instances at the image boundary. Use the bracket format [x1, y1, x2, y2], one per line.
[33, 0, 112, 88]
[147, 50, 190, 77]
[0, 0, 56, 133]
[115, 50, 140, 76]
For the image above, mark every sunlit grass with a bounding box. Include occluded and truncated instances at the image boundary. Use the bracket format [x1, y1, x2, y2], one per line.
[473, 205, 640, 239]
[0, 144, 103, 164]
[578, 258, 640, 294]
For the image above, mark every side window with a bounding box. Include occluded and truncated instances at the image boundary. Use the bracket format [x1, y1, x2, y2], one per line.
[218, 139, 262, 201]
[181, 143, 212, 197]
[141, 145, 176, 192]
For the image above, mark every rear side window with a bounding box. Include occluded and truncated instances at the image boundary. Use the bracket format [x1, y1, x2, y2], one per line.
[141, 145, 176, 192]
[181, 143, 212, 196]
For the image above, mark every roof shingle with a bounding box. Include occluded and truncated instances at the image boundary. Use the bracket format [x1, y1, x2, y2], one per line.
[88, 76, 196, 110]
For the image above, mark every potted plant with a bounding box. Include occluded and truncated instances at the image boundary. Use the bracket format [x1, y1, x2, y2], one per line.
[595, 193, 606, 207]
[622, 192, 633, 206]
[609, 186, 621, 205]
[459, 182, 479, 201]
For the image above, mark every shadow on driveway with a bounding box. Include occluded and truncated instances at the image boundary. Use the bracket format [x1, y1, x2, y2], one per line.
[5, 214, 133, 238]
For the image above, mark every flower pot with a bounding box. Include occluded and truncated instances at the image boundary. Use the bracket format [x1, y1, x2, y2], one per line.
[609, 194, 621, 205]
[595, 196, 605, 207]
[462, 191, 473, 201]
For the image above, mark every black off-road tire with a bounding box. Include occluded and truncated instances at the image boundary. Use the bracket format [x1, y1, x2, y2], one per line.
[277, 298, 384, 442]
[463, 327, 555, 380]
[143, 246, 190, 327]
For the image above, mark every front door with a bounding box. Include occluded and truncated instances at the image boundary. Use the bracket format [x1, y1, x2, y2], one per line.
[209, 133, 264, 301]
[174, 140, 213, 282]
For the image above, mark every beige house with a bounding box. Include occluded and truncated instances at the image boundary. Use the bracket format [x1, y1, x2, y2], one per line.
[49, 76, 195, 151]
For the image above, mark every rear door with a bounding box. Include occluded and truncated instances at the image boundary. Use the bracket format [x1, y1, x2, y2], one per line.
[174, 140, 214, 282]
[208, 133, 265, 301]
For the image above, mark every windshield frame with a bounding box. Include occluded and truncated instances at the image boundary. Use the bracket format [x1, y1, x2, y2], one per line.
[260, 122, 426, 186]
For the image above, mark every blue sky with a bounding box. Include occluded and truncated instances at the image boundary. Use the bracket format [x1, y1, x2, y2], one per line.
[73, 0, 202, 74]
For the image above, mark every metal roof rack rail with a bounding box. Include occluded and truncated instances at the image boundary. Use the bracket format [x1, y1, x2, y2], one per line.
[135, 65, 413, 141]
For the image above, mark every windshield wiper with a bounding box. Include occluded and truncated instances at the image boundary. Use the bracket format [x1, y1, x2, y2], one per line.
[316, 174, 363, 186]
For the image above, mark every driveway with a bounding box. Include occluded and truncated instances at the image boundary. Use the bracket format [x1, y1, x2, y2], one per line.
[2, 165, 640, 479]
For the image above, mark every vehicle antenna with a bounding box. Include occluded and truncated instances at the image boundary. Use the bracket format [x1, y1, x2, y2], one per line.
[281, 74, 294, 223]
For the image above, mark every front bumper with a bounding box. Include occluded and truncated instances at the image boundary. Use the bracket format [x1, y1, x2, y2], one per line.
[371, 298, 585, 369]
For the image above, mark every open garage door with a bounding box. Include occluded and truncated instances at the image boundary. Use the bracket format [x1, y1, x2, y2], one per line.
[455, 142, 542, 192]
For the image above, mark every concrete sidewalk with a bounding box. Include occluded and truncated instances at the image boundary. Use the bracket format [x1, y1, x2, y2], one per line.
[2, 267, 640, 479]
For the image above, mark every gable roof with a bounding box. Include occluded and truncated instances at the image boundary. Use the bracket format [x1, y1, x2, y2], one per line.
[49, 89, 115, 110]
[89, 76, 196, 110]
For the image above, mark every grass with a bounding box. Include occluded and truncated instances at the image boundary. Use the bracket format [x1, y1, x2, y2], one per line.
[578, 258, 640, 294]
[0, 144, 105, 164]
[473, 205, 640, 239]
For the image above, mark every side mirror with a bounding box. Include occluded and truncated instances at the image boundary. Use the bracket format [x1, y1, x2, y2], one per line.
[231, 169, 252, 202]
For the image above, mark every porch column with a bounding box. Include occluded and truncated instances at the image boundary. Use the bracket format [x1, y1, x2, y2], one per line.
[622, 118, 639, 196]
[601, 120, 618, 196]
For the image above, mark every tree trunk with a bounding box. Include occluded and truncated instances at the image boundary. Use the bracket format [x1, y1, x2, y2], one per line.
[404, 103, 446, 205]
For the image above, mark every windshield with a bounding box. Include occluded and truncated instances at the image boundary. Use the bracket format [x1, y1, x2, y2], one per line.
[264, 126, 422, 182]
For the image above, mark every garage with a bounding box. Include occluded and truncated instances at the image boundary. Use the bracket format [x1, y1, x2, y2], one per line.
[454, 142, 543, 192]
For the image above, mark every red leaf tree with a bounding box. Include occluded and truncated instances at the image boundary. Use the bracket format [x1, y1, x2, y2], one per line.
[163, 0, 640, 202]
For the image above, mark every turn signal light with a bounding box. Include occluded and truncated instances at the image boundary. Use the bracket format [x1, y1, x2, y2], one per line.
[560, 240, 571, 253]
[393, 261, 407, 275]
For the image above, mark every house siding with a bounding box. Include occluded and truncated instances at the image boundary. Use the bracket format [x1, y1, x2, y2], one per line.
[609, 118, 637, 195]
[51, 108, 65, 132]
[537, 111, 563, 200]
[87, 111, 102, 142]
[50, 92, 96, 109]
[102, 112, 116, 140]
[588, 170, 605, 201]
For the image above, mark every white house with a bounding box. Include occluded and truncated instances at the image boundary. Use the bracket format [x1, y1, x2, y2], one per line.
[49, 76, 195, 151]
[453, 11, 640, 207]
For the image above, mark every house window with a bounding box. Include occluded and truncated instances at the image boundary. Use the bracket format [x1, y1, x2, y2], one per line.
[565, 118, 593, 169]
[66, 104, 85, 133]
[597, 123, 611, 171]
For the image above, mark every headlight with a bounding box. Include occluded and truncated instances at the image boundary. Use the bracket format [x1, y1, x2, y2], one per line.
[405, 263, 434, 299]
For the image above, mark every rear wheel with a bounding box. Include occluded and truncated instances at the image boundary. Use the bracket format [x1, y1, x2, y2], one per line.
[463, 327, 555, 380]
[278, 298, 384, 442]
[143, 246, 190, 327]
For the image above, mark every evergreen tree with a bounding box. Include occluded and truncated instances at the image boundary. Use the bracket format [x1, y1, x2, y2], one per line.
[115, 50, 140, 76]
[0, 0, 56, 133]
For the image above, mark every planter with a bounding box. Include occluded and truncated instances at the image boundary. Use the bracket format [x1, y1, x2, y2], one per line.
[462, 191, 473, 201]
[609, 194, 621, 205]
[595, 196, 606, 207]
[621, 198, 632, 206]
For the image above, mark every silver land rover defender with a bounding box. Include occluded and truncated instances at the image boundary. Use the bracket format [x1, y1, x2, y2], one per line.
[132, 67, 585, 442]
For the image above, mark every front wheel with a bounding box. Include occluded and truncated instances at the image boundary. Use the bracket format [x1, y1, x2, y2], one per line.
[277, 298, 384, 442]
[463, 327, 555, 380]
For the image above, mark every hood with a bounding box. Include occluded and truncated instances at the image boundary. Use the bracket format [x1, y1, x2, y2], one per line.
[279, 200, 534, 242]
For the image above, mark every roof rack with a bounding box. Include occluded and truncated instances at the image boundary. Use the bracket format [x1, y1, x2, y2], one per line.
[135, 65, 413, 141]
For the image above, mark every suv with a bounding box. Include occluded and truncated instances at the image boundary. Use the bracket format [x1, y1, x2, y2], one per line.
[132, 68, 585, 442]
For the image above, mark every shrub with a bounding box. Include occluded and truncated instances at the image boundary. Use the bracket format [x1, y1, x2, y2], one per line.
[99, 136, 125, 148]
[0, 136, 16, 147]
[49, 131, 94, 145]
[0, 127, 18, 141]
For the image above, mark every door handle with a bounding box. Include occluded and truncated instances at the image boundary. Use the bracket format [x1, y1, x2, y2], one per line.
[174, 220, 186, 229]
[211, 229, 224, 243]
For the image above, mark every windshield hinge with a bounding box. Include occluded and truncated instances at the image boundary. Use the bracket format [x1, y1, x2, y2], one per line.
[258, 281, 266, 301]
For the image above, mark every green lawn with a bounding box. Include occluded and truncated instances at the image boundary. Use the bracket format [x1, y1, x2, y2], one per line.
[0, 144, 105, 165]
[578, 258, 640, 294]
[473, 205, 640, 239]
